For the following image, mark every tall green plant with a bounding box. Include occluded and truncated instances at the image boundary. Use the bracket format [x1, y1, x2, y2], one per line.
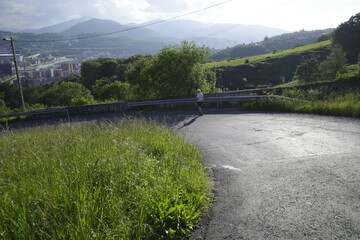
[293, 58, 320, 83]
[318, 44, 347, 81]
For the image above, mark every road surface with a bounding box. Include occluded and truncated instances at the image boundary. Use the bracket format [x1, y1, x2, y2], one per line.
[177, 111, 360, 239]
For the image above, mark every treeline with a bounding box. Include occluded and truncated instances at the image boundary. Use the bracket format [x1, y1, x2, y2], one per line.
[0, 41, 215, 114]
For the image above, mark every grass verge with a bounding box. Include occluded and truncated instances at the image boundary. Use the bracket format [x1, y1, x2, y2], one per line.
[240, 90, 360, 118]
[0, 119, 212, 239]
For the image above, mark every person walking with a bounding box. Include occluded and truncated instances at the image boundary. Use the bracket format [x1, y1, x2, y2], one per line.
[196, 89, 204, 116]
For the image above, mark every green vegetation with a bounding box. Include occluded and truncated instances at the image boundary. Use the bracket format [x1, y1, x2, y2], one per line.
[211, 29, 333, 61]
[0, 119, 212, 239]
[0, 41, 215, 114]
[293, 44, 348, 83]
[333, 12, 360, 62]
[207, 40, 331, 68]
[239, 84, 360, 118]
[126, 41, 215, 99]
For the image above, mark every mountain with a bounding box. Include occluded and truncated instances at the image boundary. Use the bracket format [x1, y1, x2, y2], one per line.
[61, 18, 171, 42]
[33, 16, 92, 34]
[141, 19, 289, 45]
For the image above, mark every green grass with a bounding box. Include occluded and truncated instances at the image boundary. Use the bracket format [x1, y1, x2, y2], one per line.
[207, 40, 331, 68]
[240, 89, 360, 118]
[0, 119, 212, 239]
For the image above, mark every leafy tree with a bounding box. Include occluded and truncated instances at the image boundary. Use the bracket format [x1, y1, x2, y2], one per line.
[63, 75, 82, 83]
[81, 59, 101, 89]
[98, 58, 119, 78]
[41, 82, 93, 106]
[293, 58, 320, 83]
[127, 41, 214, 99]
[126, 55, 156, 100]
[333, 12, 360, 62]
[96, 81, 131, 101]
[318, 44, 347, 81]
[317, 33, 331, 42]
[23, 85, 42, 105]
[0, 82, 20, 109]
[93, 77, 111, 99]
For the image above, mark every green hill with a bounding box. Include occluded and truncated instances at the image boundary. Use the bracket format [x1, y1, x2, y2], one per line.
[210, 40, 332, 90]
[211, 29, 333, 61]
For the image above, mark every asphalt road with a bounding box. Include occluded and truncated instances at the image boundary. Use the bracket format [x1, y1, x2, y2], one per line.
[177, 111, 360, 240]
[2, 110, 360, 239]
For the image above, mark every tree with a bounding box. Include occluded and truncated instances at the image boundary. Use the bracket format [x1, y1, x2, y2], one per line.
[97, 81, 131, 101]
[126, 55, 155, 100]
[41, 82, 93, 106]
[98, 58, 119, 78]
[293, 58, 320, 83]
[126, 41, 215, 99]
[0, 82, 20, 109]
[318, 44, 347, 81]
[333, 12, 360, 62]
[93, 77, 111, 99]
[81, 59, 101, 89]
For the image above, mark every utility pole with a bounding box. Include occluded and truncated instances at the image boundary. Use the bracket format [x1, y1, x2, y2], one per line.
[3, 37, 26, 112]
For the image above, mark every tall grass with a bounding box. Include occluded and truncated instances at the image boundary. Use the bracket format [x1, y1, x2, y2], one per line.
[240, 89, 360, 118]
[0, 119, 211, 239]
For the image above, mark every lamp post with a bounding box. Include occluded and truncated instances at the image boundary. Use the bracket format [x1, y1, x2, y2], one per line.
[3, 37, 26, 112]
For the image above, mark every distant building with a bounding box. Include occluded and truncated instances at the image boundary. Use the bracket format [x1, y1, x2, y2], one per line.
[0, 53, 22, 62]
[0, 63, 12, 76]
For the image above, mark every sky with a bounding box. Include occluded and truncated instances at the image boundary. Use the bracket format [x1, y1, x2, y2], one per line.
[1, 0, 359, 31]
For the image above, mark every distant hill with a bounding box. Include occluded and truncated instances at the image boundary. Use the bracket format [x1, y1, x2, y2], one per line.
[61, 18, 170, 42]
[33, 16, 92, 34]
[211, 29, 334, 60]
[140, 19, 289, 48]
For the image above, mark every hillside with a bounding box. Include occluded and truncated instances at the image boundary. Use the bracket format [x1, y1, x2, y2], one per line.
[211, 40, 332, 90]
[61, 18, 169, 42]
[211, 29, 333, 60]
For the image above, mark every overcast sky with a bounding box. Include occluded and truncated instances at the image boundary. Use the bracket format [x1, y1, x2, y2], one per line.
[1, 0, 359, 31]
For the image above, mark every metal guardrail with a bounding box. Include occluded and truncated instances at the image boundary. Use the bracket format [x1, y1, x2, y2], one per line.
[127, 95, 272, 107]
[0, 95, 309, 120]
[127, 95, 309, 107]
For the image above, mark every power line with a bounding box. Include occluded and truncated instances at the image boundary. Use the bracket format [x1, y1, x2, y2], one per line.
[13, 0, 233, 43]
[194, 0, 296, 42]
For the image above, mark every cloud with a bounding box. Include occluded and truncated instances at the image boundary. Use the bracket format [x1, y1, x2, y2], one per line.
[1, 0, 359, 31]
[145, 0, 190, 12]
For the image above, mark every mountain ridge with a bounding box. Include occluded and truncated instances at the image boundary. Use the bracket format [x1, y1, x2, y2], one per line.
[2, 17, 289, 49]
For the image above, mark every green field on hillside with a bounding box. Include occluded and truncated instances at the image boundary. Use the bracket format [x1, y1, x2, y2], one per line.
[207, 40, 331, 68]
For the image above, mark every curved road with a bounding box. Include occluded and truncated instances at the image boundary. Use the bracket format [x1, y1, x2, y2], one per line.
[177, 111, 360, 239]
[3, 110, 360, 239]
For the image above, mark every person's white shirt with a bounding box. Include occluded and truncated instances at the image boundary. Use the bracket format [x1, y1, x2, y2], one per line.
[197, 92, 204, 102]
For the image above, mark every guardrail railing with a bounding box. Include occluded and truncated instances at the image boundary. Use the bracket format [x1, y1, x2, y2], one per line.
[0, 95, 308, 120]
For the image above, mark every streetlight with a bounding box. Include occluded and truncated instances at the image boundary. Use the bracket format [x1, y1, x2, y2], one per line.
[3, 37, 26, 112]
